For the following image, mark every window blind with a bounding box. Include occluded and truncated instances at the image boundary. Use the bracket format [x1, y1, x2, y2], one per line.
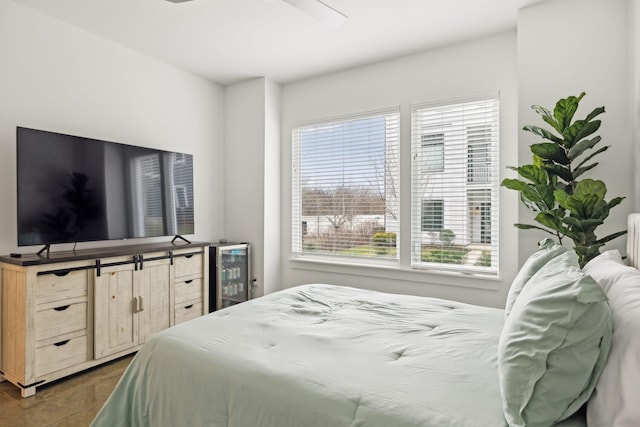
[292, 108, 400, 261]
[411, 97, 499, 274]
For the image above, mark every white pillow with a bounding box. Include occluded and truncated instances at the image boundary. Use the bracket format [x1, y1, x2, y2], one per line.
[583, 250, 640, 427]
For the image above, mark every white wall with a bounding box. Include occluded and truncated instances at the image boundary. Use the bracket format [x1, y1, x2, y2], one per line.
[517, 0, 632, 264]
[0, 1, 225, 254]
[224, 77, 282, 297]
[264, 79, 282, 297]
[632, 0, 640, 211]
[281, 32, 519, 308]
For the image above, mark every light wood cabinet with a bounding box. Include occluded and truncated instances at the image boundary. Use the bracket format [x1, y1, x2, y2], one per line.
[174, 252, 204, 325]
[0, 242, 208, 397]
[94, 253, 173, 359]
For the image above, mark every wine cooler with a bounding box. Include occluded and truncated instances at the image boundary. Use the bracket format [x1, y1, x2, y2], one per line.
[209, 242, 251, 311]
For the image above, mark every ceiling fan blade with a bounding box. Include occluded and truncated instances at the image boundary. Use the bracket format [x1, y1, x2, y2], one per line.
[165, 0, 347, 26]
[282, 0, 347, 26]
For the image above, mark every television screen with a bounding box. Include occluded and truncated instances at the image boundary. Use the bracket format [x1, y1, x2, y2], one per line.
[17, 127, 194, 247]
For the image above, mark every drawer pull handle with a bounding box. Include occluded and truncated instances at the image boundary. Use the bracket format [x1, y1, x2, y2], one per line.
[53, 340, 70, 347]
[184, 304, 194, 309]
[54, 270, 70, 277]
[54, 305, 70, 312]
[184, 280, 193, 284]
[185, 254, 194, 259]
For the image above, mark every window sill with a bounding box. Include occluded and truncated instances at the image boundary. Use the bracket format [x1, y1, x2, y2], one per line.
[288, 256, 501, 291]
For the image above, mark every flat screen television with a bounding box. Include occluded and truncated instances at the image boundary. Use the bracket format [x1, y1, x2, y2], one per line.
[17, 127, 194, 248]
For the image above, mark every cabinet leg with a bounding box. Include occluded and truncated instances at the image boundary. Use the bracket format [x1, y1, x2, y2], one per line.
[21, 385, 36, 398]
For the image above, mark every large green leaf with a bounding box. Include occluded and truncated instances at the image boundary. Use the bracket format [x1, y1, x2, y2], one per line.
[521, 185, 551, 211]
[562, 216, 604, 232]
[554, 189, 591, 218]
[562, 120, 601, 147]
[509, 164, 549, 186]
[594, 230, 628, 245]
[514, 223, 558, 236]
[575, 146, 609, 170]
[534, 212, 564, 231]
[534, 212, 579, 240]
[585, 106, 605, 122]
[592, 196, 625, 220]
[573, 119, 602, 144]
[533, 154, 545, 168]
[554, 92, 585, 130]
[520, 193, 540, 213]
[538, 183, 556, 210]
[553, 187, 606, 219]
[568, 136, 601, 160]
[580, 193, 601, 218]
[607, 196, 625, 210]
[532, 105, 564, 133]
[531, 142, 569, 164]
[573, 162, 598, 179]
[504, 179, 554, 212]
[574, 179, 606, 199]
[501, 178, 528, 191]
[523, 125, 564, 144]
[543, 163, 573, 182]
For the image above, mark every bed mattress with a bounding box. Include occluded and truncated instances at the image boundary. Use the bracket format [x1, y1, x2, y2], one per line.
[91, 284, 586, 426]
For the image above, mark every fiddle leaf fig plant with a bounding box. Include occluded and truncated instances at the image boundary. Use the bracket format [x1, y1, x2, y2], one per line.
[502, 92, 626, 267]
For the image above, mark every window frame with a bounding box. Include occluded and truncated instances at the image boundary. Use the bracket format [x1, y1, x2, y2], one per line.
[420, 133, 445, 173]
[410, 96, 500, 276]
[289, 95, 500, 280]
[290, 107, 401, 264]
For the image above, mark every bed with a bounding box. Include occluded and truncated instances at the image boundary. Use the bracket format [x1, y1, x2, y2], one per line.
[91, 218, 640, 427]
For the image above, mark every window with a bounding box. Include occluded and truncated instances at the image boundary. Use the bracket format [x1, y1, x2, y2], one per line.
[130, 152, 194, 238]
[291, 109, 400, 261]
[411, 97, 499, 274]
[421, 200, 444, 231]
[174, 185, 189, 209]
[467, 125, 492, 183]
[421, 133, 445, 172]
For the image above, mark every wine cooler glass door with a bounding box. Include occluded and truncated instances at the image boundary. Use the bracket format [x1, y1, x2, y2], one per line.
[219, 245, 249, 309]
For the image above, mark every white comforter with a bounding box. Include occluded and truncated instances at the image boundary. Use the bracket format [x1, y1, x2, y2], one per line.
[92, 284, 585, 426]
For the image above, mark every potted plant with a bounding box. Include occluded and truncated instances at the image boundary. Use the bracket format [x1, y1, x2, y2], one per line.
[502, 92, 626, 267]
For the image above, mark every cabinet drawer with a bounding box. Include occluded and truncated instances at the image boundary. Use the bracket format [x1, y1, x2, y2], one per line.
[35, 335, 88, 377]
[174, 253, 202, 278]
[36, 270, 88, 304]
[175, 301, 202, 325]
[35, 301, 87, 342]
[175, 278, 202, 304]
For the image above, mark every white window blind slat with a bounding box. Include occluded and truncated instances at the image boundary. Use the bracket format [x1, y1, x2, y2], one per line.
[292, 109, 400, 260]
[411, 97, 499, 274]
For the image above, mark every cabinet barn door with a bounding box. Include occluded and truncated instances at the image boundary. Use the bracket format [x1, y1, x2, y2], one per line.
[94, 263, 138, 359]
[139, 258, 172, 344]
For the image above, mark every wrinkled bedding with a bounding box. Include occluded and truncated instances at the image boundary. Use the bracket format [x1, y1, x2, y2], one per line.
[91, 284, 586, 427]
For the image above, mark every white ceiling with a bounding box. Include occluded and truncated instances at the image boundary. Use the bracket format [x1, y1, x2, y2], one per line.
[14, 0, 542, 86]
